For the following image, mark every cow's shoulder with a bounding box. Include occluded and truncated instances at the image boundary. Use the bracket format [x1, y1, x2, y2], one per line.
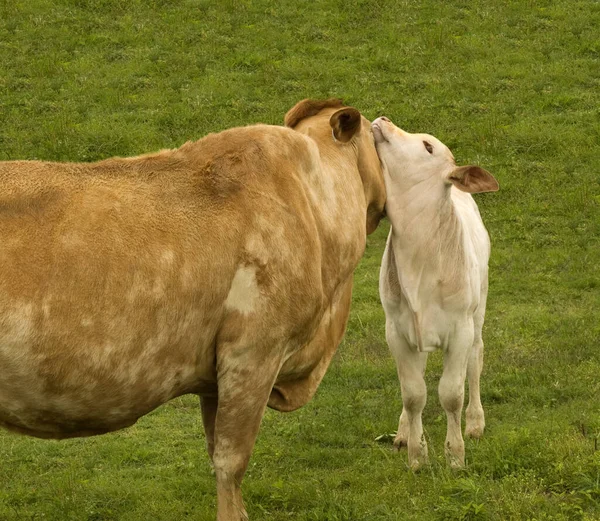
[181, 124, 316, 169]
[171, 124, 319, 199]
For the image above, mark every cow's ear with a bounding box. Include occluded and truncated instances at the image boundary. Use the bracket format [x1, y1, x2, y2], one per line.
[448, 165, 499, 194]
[330, 108, 362, 143]
[285, 98, 345, 128]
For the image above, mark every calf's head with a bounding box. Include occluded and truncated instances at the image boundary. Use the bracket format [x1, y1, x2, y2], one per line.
[371, 117, 498, 198]
[285, 99, 386, 234]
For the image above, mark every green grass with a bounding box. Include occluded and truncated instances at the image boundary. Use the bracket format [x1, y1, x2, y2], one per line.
[1, 0, 599, 519]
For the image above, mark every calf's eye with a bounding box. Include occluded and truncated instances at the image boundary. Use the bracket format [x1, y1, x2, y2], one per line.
[423, 141, 433, 154]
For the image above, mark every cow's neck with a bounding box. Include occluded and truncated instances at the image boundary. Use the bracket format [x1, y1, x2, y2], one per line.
[386, 182, 467, 317]
[302, 129, 367, 291]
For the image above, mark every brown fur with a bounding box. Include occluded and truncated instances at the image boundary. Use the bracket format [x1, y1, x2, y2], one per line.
[330, 108, 362, 143]
[0, 101, 385, 521]
[284, 98, 345, 128]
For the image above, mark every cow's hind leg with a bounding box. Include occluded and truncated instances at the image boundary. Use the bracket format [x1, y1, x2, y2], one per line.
[212, 351, 281, 521]
[200, 396, 218, 465]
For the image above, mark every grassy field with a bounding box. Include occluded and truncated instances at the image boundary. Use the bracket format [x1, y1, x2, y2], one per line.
[1, 0, 599, 519]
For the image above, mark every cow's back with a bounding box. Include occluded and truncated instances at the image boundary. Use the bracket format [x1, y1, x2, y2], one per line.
[0, 124, 324, 438]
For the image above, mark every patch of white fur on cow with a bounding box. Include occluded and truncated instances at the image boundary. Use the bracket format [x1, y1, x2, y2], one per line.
[60, 230, 84, 248]
[40, 297, 52, 320]
[143, 329, 171, 356]
[127, 271, 165, 301]
[245, 232, 269, 265]
[48, 394, 88, 416]
[152, 277, 165, 298]
[81, 317, 94, 327]
[160, 249, 175, 266]
[225, 266, 260, 314]
[127, 272, 146, 302]
[0, 303, 35, 345]
[179, 262, 196, 288]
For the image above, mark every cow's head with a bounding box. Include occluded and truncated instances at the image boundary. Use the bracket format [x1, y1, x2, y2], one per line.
[285, 99, 386, 235]
[371, 116, 499, 196]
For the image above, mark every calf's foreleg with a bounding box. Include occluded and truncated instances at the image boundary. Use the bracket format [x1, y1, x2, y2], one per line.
[387, 321, 429, 469]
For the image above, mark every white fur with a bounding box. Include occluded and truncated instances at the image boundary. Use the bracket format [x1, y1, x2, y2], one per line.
[225, 265, 260, 315]
[373, 117, 496, 469]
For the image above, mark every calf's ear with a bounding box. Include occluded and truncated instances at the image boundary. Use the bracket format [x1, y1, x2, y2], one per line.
[448, 165, 499, 194]
[330, 108, 362, 143]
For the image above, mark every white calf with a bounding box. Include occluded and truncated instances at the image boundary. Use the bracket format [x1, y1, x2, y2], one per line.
[372, 116, 498, 469]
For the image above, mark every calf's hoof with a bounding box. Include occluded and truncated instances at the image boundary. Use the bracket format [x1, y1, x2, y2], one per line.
[408, 454, 429, 471]
[445, 451, 465, 470]
[465, 423, 485, 439]
[393, 435, 408, 452]
[465, 409, 485, 439]
[407, 442, 429, 471]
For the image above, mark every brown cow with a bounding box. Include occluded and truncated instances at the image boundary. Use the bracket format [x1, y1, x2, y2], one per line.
[0, 99, 385, 520]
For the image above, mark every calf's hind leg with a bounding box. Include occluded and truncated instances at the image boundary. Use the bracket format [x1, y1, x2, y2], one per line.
[439, 329, 473, 469]
[465, 302, 486, 439]
[465, 337, 485, 439]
